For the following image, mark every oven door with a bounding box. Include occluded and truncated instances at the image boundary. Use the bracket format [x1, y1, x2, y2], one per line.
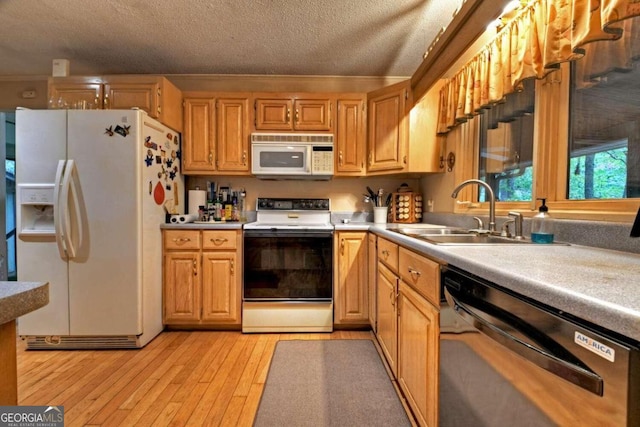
[243, 229, 333, 301]
[251, 143, 311, 176]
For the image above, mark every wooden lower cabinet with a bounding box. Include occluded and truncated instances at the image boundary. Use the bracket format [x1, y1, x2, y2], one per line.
[376, 262, 398, 376]
[398, 282, 439, 427]
[374, 237, 441, 426]
[163, 229, 241, 326]
[367, 233, 377, 331]
[334, 231, 369, 325]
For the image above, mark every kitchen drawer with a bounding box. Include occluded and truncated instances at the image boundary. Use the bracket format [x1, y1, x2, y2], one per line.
[202, 230, 238, 250]
[399, 247, 440, 307]
[164, 230, 201, 250]
[378, 237, 399, 272]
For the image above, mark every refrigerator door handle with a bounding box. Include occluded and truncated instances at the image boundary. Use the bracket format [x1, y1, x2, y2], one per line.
[53, 159, 68, 259]
[67, 160, 84, 256]
[59, 159, 79, 259]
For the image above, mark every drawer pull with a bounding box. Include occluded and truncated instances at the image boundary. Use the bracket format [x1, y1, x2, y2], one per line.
[381, 249, 390, 259]
[210, 237, 228, 245]
[408, 267, 421, 279]
[172, 237, 191, 244]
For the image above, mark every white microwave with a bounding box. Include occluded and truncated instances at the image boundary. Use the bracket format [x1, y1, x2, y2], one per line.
[251, 133, 334, 180]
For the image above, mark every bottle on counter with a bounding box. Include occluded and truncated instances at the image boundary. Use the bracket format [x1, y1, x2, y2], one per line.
[531, 198, 554, 243]
[214, 194, 223, 221]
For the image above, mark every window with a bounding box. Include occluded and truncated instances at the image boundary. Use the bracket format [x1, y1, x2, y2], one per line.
[444, 3, 640, 221]
[568, 28, 640, 200]
[478, 78, 535, 202]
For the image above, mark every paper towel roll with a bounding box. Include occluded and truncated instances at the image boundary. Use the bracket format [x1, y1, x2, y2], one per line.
[188, 190, 207, 216]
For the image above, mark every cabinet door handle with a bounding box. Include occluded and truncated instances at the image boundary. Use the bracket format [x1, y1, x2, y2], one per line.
[340, 239, 345, 255]
[103, 93, 109, 109]
[242, 150, 247, 165]
[295, 109, 299, 123]
[94, 94, 100, 109]
[339, 150, 343, 166]
[209, 152, 213, 165]
[390, 289, 395, 308]
[286, 109, 291, 123]
[209, 238, 228, 246]
[193, 259, 197, 276]
[230, 259, 234, 275]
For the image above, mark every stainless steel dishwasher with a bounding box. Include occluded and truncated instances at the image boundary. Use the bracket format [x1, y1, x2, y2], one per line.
[440, 266, 640, 426]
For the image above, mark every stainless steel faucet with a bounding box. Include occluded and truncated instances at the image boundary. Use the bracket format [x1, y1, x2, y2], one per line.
[508, 211, 524, 239]
[451, 179, 496, 233]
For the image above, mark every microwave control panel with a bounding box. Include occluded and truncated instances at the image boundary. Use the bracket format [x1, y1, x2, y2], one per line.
[311, 146, 334, 174]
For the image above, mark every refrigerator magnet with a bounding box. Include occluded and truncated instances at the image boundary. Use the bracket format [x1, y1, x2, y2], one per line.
[105, 126, 114, 136]
[145, 150, 154, 166]
[114, 124, 130, 137]
[144, 136, 158, 150]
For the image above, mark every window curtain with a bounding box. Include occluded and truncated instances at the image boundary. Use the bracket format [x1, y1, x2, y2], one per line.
[437, 0, 640, 134]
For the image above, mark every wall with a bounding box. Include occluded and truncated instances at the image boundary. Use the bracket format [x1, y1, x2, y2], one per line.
[187, 175, 419, 215]
[0, 79, 48, 110]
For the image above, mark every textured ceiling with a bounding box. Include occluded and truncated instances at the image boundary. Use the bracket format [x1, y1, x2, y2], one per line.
[0, 0, 462, 77]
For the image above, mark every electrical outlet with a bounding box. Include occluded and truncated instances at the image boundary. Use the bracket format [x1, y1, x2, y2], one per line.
[22, 90, 36, 99]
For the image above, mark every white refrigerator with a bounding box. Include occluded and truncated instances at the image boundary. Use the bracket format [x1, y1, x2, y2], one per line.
[15, 109, 184, 349]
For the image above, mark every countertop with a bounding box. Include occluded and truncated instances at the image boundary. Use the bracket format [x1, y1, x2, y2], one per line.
[340, 222, 640, 344]
[161, 222, 245, 230]
[0, 282, 49, 324]
[164, 220, 640, 343]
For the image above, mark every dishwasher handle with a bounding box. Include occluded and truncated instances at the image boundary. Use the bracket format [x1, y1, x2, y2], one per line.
[444, 286, 604, 395]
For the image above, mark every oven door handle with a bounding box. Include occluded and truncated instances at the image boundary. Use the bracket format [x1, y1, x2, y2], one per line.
[444, 287, 603, 395]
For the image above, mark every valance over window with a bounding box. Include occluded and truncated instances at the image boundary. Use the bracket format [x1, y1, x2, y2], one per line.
[437, 0, 640, 134]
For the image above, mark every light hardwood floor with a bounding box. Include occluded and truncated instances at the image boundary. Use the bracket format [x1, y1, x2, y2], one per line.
[16, 330, 375, 427]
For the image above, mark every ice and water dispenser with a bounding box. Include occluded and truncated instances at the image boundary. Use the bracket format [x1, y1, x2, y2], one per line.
[17, 184, 55, 237]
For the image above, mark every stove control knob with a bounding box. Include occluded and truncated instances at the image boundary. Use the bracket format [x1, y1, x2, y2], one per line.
[258, 200, 267, 209]
[267, 201, 274, 208]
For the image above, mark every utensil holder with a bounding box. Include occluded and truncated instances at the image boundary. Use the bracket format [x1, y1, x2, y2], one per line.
[373, 207, 388, 224]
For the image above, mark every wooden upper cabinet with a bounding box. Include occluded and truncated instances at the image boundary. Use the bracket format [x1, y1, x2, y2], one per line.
[47, 77, 103, 108]
[254, 98, 293, 130]
[48, 75, 183, 132]
[216, 97, 250, 172]
[367, 79, 444, 174]
[367, 81, 409, 173]
[254, 95, 332, 132]
[183, 97, 216, 173]
[294, 99, 331, 131]
[182, 93, 251, 175]
[335, 96, 366, 176]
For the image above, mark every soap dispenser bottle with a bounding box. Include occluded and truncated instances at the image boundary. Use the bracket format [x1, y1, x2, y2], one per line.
[531, 198, 554, 243]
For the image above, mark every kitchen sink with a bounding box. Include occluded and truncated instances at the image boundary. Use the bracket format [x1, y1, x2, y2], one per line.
[416, 234, 533, 245]
[389, 226, 538, 245]
[391, 227, 470, 236]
